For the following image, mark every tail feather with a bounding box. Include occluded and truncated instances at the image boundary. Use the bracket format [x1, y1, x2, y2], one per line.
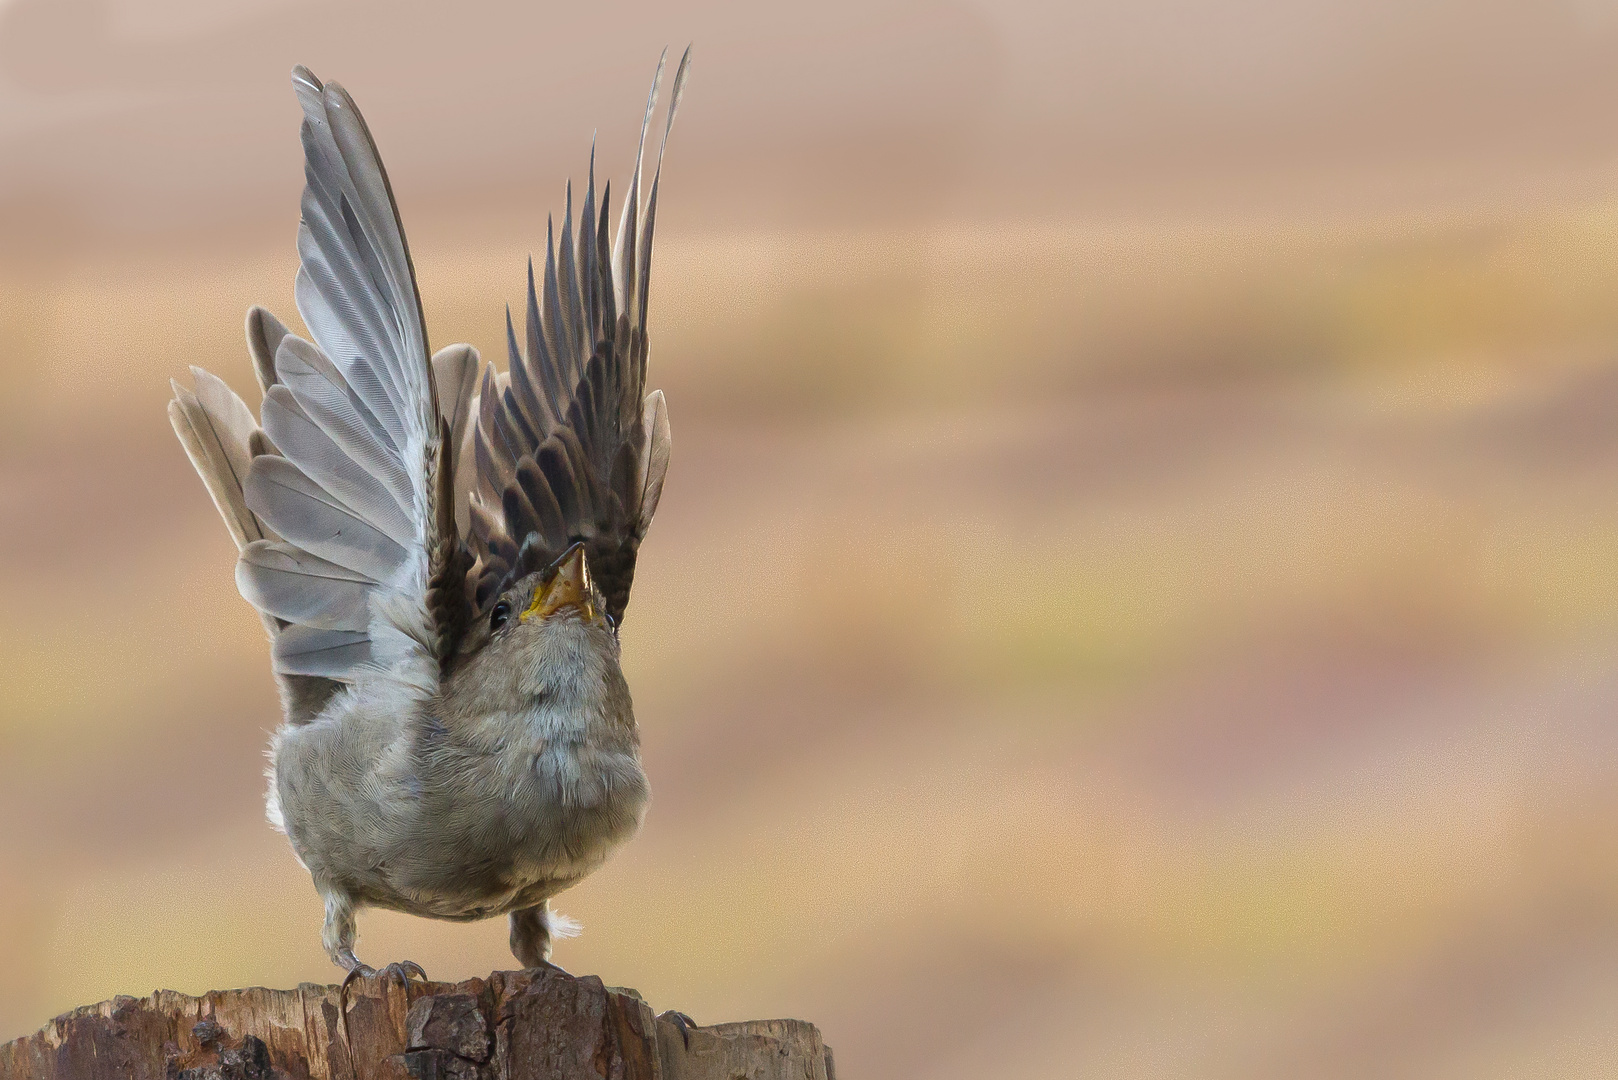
[169, 372, 273, 552]
[170, 363, 286, 644]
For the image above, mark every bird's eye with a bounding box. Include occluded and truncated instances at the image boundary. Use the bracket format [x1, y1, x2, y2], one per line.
[490, 600, 511, 632]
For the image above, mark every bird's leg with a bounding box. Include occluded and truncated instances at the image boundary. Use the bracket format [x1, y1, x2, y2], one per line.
[324, 892, 430, 978]
[321, 891, 430, 1062]
[321, 892, 368, 1065]
[509, 900, 563, 968]
[509, 903, 552, 968]
[323, 891, 370, 975]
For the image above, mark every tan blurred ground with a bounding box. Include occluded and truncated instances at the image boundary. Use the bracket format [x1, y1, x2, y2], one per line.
[8, 2, 1618, 1078]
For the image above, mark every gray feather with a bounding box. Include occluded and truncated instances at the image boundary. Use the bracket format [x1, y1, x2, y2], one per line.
[261, 385, 415, 546]
[191, 367, 260, 493]
[246, 306, 291, 395]
[249, 428, 279, 459]
[238, 539, 374, 631]
[637, 47, 690, 335]
[169, 373, 270, 550]
[275, 334, 413, 508]
[272, 624, 372, 678]
[456, 399, 479, 537]
[434, 343, 481, 536]
[613, 49, 665, 328]
[245, 455, 408, 582]
[559, 182, 586, 368]
[637, 389, 670, 537]
[432, 344, 480, 460]
[291, 66, 434, 439]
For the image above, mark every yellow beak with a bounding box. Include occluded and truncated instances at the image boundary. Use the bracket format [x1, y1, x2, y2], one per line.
[521, 544, 597, 623]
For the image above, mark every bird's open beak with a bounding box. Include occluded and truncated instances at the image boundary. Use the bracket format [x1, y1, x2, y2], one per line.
[521, 544, 598, 623]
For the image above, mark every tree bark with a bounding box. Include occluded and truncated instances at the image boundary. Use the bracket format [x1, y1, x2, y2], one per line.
[0, 967, 834, 1080]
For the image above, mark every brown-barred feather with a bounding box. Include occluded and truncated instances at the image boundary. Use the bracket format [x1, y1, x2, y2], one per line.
[463, 48, 687, 627]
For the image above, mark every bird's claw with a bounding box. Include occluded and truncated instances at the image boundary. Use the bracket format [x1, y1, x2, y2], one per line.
[658, 1010, 700, 1050]
[378, 960, 428, 984]
[338, 960, 430, 1063]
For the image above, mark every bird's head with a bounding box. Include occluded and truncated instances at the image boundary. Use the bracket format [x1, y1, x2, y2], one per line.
[497, 542, 609, 636]
[446, 543, 624, 715]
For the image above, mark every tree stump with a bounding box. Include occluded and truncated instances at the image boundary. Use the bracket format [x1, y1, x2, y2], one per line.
[0, 967, 835, 1080]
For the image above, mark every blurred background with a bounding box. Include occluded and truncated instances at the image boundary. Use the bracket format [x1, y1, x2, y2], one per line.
[6, 1, 1618, 1076]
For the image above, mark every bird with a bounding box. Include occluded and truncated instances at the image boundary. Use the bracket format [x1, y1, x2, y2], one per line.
[167, 50, 689, 979]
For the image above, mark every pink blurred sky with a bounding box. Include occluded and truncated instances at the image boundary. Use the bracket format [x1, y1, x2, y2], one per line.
[9, 0, 1618, 259]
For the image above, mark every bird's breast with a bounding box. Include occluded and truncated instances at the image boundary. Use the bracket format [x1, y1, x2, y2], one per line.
[482, 718, 649, 860]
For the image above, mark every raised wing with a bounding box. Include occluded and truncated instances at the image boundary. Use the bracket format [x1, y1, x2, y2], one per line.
[172, 65, 478, 689]
[468, 47, 690, 625]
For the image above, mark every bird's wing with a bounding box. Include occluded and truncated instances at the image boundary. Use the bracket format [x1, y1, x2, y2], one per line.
[469, 47, 688, 626]
[173, 65, 479, 685]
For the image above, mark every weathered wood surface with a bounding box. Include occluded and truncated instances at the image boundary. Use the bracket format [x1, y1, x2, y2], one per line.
[0, 967, 834, 1080]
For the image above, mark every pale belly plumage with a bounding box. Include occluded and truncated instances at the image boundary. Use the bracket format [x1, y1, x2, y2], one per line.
[269, 701, 649, 924]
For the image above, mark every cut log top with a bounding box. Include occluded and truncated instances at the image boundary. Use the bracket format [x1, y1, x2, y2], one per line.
[0, 966, 835, 1080]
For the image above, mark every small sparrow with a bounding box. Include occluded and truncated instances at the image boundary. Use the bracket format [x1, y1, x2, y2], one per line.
[168, 50, 688, 975]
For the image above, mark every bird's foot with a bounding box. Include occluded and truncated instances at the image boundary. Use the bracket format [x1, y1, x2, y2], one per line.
[377, 960, 429, 983]
[337, 958, 429, 1058]
[658, 1010, 700, 1050]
